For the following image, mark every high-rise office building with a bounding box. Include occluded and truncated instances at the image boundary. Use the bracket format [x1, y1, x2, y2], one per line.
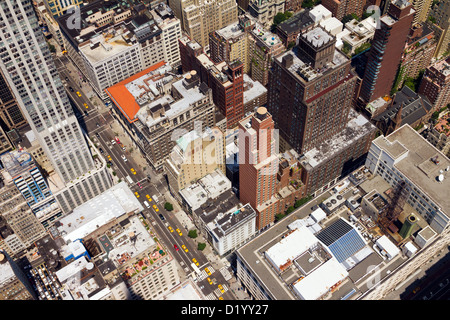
[359, 0, 415, 104]
[267, 26, 357, 155]
[0, 251, 37, 300]
[0, 68, 26, 130]
[169, 0, 238, 48]
[42, 0, 84, 18]
[0, 0, 112, 214]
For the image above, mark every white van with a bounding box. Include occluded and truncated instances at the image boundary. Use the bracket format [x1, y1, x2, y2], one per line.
[144, 201, 150, 208]
[152, 195, 159, 203]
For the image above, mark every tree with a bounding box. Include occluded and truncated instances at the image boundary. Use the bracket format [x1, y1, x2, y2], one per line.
[164, 202, 173, 211]
[197, 243, 206, 251]
[285, 206, 295, 214]
[271, 11, 293, 31]
[275, 213, 286, 222]
[302, 0, 316, 8]
[188, 229, 198, 238]
[342, 13, 359, 24]
[362, 10, 375, 20]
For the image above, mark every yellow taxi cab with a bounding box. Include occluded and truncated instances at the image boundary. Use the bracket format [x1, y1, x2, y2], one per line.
[146, 194, 152, 201]
[83, 103, 88, 109]
[168, 226, 174, 233]
[181, 245, 188, 252]
[107, 155, 112, 161]
[130, 168, 136, 175]
[207, 277, 213, 285]
[218, 284, 224, 293]
[192, 258, 199, 266]
[153, 204, 159, 212]
[176, 228, 182, 236]
[134, 192, 139, 198]
[218, 297, 224, 300]
[76, 91, 81, 97]
[205, 267, 212, 276]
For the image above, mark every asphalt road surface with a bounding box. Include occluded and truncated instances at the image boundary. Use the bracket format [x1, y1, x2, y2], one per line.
[57, 55, 233, 300]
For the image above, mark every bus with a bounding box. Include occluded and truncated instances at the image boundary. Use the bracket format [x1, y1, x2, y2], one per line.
[191, 263, 201, 276]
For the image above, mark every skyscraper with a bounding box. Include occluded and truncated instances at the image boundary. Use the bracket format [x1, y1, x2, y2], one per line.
[359, 0, 415, 104]
[238, 107, 280, 230]
[267, 26, 357, 155]
[0, 67, 26, 130]
[0, 0, 112, 214]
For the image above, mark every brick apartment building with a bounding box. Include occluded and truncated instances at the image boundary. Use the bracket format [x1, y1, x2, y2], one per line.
[358, 0, 415, 105]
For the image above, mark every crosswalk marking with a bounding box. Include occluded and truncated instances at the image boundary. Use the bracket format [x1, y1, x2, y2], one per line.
[205, 292, 216, 300]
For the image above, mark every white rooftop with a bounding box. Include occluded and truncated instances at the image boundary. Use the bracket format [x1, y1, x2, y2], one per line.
[137, 75, 208, 128]
[376, 235, 400, 259]
[107, 215, 156, 267]
[251, 23, 282, 47]
[319, 17, 343, 36]
[179, 169, 231, 210]
[55, 256, 90, 284]
[0, 256, 15, 286]
[165, 280, 203, 300]
[302, 110, 375, 168]
[243, 74, 267, 104]
[302, 27, 334, 47]
[216, 22, 245, 40]
[293, 258, 348, 300]
[57, 181, 143, 243]
[265, 226, 319, 272]
[309, 4, 332, 23]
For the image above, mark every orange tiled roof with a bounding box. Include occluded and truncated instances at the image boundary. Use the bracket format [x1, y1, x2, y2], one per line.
[105, 61, 167, 123]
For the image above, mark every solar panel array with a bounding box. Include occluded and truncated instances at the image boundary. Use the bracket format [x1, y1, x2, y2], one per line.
[316, 218, 366, 263]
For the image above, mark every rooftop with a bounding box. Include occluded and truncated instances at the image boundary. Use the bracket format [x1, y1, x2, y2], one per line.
[434, 112, 450, 136]
[277, 9, 314, 34]
[236, 175, 415, 300]
[56, 181, 144, 243]
[276, 43, 348, 83]
[208, 203, 256, 238]
[243, 74, 267, 104]
[251, 23, 282, 47]
[373, 124, 450, 216]
[216, 22, 245, 40]
[301, 109, 376, 170]
[373, 86, 433, 125]
[301, 26, 334, 48]
[180, 169, 233, 211]
[105, 61, 175, 123]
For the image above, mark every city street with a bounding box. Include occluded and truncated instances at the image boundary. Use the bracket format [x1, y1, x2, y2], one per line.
[57, 54, 235, 300]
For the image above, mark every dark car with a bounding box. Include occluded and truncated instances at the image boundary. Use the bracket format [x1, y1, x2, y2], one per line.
[69, 87, 74, 92]
[99, 147, 104, 154]
[159, 214, 165, 221]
